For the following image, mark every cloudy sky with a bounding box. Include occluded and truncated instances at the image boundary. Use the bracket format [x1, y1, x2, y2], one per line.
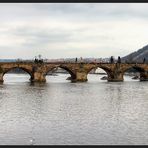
[0, 3, 148, 59]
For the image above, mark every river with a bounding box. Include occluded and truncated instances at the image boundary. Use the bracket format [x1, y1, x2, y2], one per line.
[0, 73, 148, 145]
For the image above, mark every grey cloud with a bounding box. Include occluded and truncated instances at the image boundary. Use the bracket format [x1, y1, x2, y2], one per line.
[8, 26, 73, 45]
[0, 3, 148, 59]
[1, 3, 148, 23]
[11, 26, 115, 47]
[31, 3, 148, 21]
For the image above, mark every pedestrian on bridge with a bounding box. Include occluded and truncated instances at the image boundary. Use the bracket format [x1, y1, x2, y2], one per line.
[110, 56, 114, 63]
[143, 57, 146, 63]
[34, 56, 38, 63]
[75, 57, 77, 63]
[117, 56, 121, 63]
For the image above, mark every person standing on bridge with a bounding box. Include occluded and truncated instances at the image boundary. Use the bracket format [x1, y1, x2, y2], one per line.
[143, 57, 146, 64]
[117, 56, 121, 63]
[110, 56, 114, 63]
[34, 56, 38, 63]
[75, 57, 78, 63]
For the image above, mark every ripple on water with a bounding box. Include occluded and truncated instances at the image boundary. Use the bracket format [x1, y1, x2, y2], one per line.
[0, 74, 147, 145]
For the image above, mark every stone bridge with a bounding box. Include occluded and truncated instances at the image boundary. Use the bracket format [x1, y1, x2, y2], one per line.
[0, 62, 148, 82]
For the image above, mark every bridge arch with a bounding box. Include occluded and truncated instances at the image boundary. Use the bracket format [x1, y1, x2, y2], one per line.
[2, 67, 33, 82]
[87, 65, 113, 81]
[59, 65, 76, 80]
[45, 65, 76, 81]
[122, 65, 145, 73]
[122, 65, 146, 81]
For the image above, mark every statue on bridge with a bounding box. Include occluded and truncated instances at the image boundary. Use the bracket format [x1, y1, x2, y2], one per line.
[34, 55, 44, 64]
[75, 57, 78, 63]
[143, 57, 146, 64]
[110, 56, 114, 63]
[117, 56, 121, 63]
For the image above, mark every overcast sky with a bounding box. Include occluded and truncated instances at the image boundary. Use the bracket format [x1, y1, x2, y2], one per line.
[0, 3, 148, 59]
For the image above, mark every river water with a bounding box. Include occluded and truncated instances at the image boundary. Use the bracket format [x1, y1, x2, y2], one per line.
[0, 73, 148, 145]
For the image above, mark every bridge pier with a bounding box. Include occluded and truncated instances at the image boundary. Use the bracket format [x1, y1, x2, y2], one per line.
[140, 72, 148, 81]
[74, 72, 88, 82]
[0, 73, 3, 83]
[107, 72, 124, 82]
[108, 78, 123, 82]
[32, 72, 46, 82]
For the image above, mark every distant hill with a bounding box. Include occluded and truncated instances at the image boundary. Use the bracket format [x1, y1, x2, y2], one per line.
[121, 45, 148, 63]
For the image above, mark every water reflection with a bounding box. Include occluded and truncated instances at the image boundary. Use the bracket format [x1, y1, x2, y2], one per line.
[0, 73, 148, 144]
